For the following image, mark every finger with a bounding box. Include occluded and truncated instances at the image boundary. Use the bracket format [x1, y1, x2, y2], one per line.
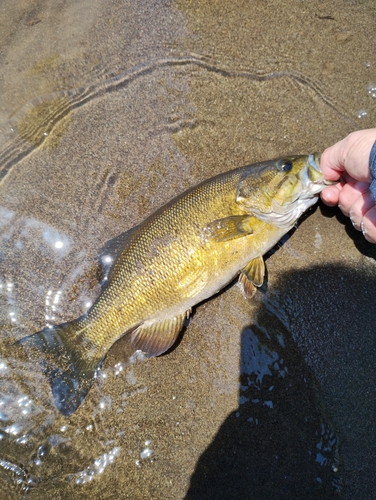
[319, 143, 347, 181]
[337, 181, 370, 216]
[320, 129, 376, 183]
[348, 191, 375, 230]
[341, 172, 358, 184]
[361, 205, 376, 243]
[320, 183, 343, 206]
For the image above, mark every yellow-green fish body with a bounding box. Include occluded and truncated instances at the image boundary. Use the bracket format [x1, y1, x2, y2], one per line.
[18, 154, 327, 414]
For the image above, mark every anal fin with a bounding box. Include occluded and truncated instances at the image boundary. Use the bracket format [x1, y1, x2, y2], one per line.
[131, 312, 187, 357]
[97, 224, 139, 287]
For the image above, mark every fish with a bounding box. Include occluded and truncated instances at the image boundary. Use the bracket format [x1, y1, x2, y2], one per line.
[16, 153, 328, 415]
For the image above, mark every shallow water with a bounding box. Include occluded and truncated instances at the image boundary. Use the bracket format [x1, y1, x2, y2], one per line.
[0, 0, 376, 498]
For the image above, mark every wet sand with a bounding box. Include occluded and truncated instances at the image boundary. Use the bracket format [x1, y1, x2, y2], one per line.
[0, 0, 375, 498]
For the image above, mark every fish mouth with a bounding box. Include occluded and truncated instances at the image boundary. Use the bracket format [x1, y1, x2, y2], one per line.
[323, 179, 336, 185]
[309, 152, 321, 171]
[307, 153, 336, 187]
[266, 153, 326, 214]
[263, 154, 327, 228]
[249, 153, 335, 229]
[300, 153, 334, 197]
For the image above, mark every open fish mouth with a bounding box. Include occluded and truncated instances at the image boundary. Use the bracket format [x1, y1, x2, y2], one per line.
[253, 153, 329, 228]
[297, 153, 335, 201]
[308, 153, 322, 174]
[307, 153, 336, 186]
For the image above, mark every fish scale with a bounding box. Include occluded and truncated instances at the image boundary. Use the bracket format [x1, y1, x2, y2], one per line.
[16, 153, 328, 414]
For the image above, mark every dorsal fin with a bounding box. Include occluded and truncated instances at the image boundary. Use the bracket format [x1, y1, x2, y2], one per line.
[97, 225, 139, 287]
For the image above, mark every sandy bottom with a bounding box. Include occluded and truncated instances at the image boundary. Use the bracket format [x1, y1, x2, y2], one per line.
[0, 0, 375, 498]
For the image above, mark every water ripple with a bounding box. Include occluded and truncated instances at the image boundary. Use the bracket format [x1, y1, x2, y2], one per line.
[0, 53, 354, 184]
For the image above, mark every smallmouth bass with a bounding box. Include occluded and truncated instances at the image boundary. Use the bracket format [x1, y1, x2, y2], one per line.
[17, 154, 328, 415]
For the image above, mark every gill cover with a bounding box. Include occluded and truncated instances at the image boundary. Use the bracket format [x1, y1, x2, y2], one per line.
[236, 154, 325, 228]
[236, 155, 324, 212]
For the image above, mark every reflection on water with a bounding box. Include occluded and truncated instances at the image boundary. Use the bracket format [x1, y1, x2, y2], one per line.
[0, 0, 375, 498]
[368, 84, 376, 99]
[0, 455, 33, 499]
[68, 447, 121, 485]
[0, 343, 150, 498]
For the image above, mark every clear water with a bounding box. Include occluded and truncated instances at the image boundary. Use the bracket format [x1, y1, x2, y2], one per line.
[0, 0, 375, 498]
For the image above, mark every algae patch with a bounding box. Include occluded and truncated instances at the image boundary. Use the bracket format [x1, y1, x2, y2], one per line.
[16, 98, 72, 149]
[24, 54, 60, 78]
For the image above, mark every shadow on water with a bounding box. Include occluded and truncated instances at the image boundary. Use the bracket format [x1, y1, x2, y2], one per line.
[185, 261, 376, 500]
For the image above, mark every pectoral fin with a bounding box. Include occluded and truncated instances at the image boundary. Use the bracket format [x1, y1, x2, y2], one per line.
[238, 255, 265, 298]
[131, 312, 188, 357]
[205, 215, 254, 242]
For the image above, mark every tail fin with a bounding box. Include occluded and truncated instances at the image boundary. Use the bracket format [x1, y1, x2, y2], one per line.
[16, 322, 104, 416]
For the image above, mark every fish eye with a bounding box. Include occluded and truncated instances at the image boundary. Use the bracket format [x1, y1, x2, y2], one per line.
[280, 160, 293, 172]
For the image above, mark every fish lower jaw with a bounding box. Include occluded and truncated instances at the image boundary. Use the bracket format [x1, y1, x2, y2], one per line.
[253, 196, 318, 229]
[322, 179, 337, 186]
[298, 179, 327, 198]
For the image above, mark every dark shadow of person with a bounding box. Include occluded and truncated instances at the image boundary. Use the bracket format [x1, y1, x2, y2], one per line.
[185, 262, 376, 500]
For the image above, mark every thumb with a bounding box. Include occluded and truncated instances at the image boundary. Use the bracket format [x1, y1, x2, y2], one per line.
[320, 129, 376, 183]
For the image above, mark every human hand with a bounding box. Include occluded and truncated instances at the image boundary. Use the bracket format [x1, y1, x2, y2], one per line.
[320, 129, 376, 243]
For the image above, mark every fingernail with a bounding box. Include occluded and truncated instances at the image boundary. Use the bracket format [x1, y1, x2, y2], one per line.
[361, 221, 369, 241]
[362, 224, 375, 243]
[349, 210, 360, 230]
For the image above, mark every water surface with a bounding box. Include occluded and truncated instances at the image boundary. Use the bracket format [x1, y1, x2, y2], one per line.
[0, 0, 375, 498]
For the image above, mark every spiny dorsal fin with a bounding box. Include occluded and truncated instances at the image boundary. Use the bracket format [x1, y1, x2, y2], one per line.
[97, 225, 139, 286]
[131, 313, 187, 357]
[241, 255, 265, 287]
[204, 215, 254, 243]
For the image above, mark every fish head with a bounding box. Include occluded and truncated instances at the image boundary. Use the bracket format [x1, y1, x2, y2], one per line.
[236, 153, 330, 228]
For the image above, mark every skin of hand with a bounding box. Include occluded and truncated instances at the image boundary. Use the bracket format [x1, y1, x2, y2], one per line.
[320, 129, 376, 244]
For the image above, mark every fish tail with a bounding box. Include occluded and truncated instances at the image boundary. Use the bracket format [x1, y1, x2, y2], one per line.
[16, 320, 104, 416]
